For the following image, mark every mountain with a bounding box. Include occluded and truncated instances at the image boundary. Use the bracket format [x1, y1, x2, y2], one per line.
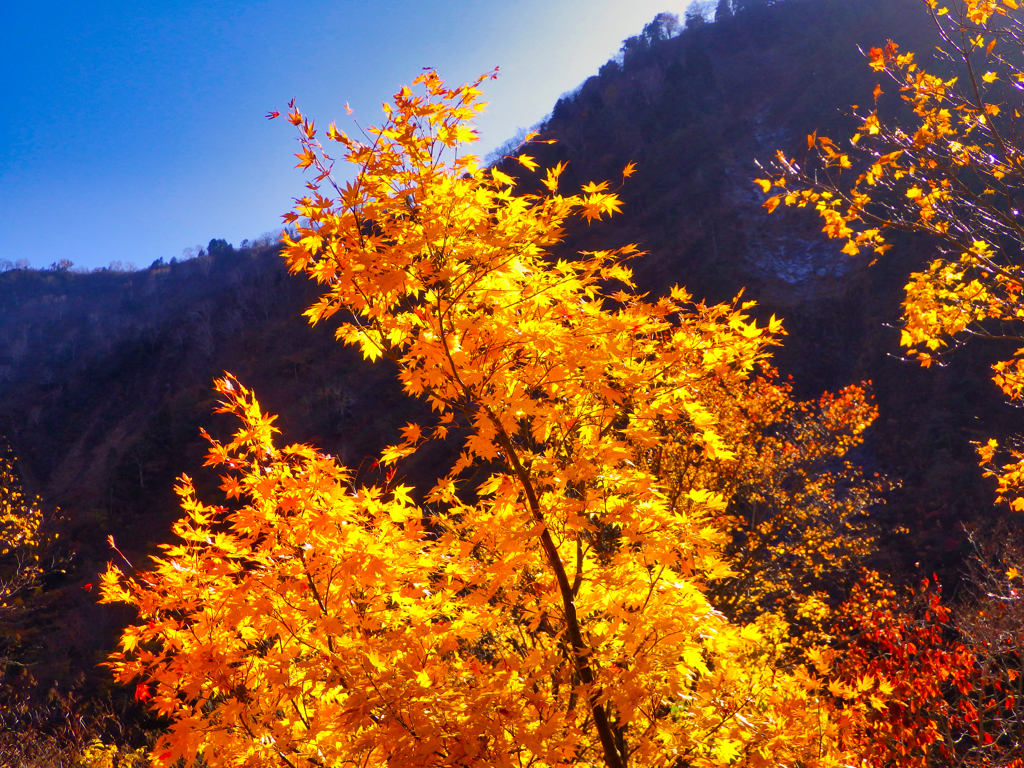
[0, 246, 424, 697]
[519, 0, 1013, 572]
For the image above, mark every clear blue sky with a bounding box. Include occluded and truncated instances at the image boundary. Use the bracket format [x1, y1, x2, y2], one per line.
[1, 0, 698, 270]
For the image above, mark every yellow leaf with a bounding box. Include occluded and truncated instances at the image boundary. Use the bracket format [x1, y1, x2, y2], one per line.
[491, 167, 515, 186]
[714, 739, 741, 764]
[391, 484, 415, 507]
[517, 154, 539, 171]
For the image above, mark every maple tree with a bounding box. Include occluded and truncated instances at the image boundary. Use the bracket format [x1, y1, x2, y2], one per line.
[757, 0, 1024, 511]
[98, 71, 885, 768]
[644, 364, 884, 653]
[826, 571, 981, 768]
[753, 4, 1024, 761]
[0, 448, 48, 664]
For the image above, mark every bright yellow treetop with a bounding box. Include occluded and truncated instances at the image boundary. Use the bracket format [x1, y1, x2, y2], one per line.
[102, 72, 859, 768]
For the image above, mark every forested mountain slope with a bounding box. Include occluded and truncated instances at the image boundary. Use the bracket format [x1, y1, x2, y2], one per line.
[524, 0, 1014, 571]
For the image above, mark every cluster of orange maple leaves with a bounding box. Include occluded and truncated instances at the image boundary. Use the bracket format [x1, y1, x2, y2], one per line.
[84, 1, 1024, 766]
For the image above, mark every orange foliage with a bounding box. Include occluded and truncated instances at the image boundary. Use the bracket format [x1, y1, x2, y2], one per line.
[825, 565, 1024, 768]
[646, 365, 884, 652]
[827, 573, 977, 767]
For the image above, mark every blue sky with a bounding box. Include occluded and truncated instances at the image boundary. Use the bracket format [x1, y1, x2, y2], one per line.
[1, 0, 698, 270]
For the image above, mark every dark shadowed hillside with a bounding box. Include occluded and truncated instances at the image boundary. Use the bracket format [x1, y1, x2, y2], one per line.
[0, 245, 427, 694]
[515, 0, 1019, 575]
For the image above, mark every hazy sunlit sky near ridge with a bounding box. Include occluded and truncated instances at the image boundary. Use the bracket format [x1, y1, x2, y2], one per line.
[1, 0, 701, 270]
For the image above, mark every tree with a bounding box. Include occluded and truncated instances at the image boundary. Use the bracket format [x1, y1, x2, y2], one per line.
[0, 445, 65, 759]
[0, 448, 48, 665]
[101, 72, 864, 768]
[758, 0, 1024, 511]
[621, 13, 682, 66]
[644, 12, 681, 41]
[650, 368, 885, 652]
[824, 571, 980, 768]
[822, 545, 1024, 768]
[207, 238, 233, 257]
[752, 4, 1024, 762]
[715, 0, 734, 22]
[732, 0, 768, 13]
[685, 2, 714, 29]
[950, 529, 1024, 768]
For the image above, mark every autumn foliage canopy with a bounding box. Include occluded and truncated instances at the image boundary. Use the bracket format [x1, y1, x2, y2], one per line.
[91, 9, 1024, 758]
[91, 69, 905, 768]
